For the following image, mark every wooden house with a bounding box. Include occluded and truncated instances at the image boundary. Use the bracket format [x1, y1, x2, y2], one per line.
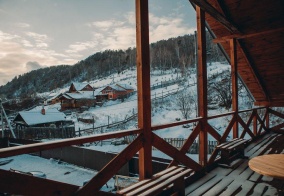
[101, 84, 134, 100]
[59, 91, 95, 110]
[13, 107, 67, 129]
[69, 82, 93, 93]
[1, 1, 284, 195]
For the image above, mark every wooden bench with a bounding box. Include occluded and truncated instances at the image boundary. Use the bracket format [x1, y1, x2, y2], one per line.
[116, 166, 193, 196]
[216, 138, 248, 165]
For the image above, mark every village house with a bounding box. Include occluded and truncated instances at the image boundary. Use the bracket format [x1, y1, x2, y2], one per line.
[59, 91, 96, 110]
[13, 107, 68, 130]
[100, 83, 135, 100]
[69, 82, 94, 92]
[56, 82, 96, 110]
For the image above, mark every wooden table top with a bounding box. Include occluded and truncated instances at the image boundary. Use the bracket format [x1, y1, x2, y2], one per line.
[248, 154, 284, 180]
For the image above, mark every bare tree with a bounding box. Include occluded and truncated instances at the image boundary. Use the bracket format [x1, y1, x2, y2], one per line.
[176, 90, 195, 119]
[208, 72, 232, 110]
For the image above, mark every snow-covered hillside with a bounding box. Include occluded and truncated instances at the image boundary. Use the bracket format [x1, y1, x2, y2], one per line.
[38, 62, 253, 142]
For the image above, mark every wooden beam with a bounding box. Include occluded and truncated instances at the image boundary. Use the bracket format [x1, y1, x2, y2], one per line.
[268, 108, 284, 119]
[136, 0, 152, 179]
[206, 123, 221, 141]
[168, 122, 201, 167]
[196, 5, 208, 167]
[76, 134, 143, 195]
[255, 101, 284, 107]
[152, 133, 202, 171]
[0, 169, 79, 195]
[230, 38, 238, 138]
[238, 115, 255, 139]
[220, 114, 237, 142]
[190, 0, 240, 34]
[237, 40, 270, 102]
[213, 27, 284, 43]
[0, 129, 141, 158]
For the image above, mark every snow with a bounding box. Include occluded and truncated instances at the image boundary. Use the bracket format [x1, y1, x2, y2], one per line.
[0, 154, 115, 190]
[6, 62, 257, 182]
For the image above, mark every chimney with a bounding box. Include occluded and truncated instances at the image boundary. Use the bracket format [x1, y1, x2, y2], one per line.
[41, 106, 45, 115]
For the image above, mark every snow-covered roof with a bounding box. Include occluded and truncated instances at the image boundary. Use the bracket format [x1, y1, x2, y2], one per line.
[64, 91, 95, 100]
[17, 109, 66, 126]
[72, 82, 90, 91]
[116, 83, 134, 90]
[93, 87, 104, 96]
[109, 84, 126, 92]
[47, 93, 62, 101]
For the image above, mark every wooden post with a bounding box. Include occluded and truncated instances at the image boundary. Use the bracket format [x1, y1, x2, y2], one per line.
[253, 110, 257, 136]
[230, 38, 238, 138]
[196, 6, 208, 167]
[266, 107, 269, 130]
[136, 0, 152, 179]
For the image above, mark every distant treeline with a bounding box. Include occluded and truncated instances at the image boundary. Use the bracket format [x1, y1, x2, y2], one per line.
[0, 32, 225, 99]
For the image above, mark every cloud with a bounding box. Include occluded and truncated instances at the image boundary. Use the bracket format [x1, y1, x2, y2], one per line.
[25, 61, 44, 71]
[149, 14, 196, 42]
[76, 11, 195, 52]
[88, 20, 125, 31]
[15, 23, 30, 28]
[0, 31, 76, 85]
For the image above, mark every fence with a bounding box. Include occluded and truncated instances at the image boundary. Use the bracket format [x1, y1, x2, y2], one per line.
[12, 126, 75, 140]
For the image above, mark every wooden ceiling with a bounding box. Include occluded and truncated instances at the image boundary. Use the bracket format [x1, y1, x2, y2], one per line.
[191, 0, 284, 106]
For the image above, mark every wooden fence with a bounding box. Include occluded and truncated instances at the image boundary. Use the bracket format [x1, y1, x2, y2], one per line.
[11, 127, 76, 140]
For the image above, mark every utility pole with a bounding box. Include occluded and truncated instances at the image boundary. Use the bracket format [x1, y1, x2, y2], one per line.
[0, 99, 16, 138]
[1, 109, 3, 138]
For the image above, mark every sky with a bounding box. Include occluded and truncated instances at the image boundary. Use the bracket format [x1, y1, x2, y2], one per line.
[0, 0, 196, 86]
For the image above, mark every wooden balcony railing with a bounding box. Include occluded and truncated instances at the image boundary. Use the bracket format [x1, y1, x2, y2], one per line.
[0, 106, 283, 195]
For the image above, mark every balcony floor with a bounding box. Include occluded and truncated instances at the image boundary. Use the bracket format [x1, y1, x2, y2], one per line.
[185, 132, 284, 196]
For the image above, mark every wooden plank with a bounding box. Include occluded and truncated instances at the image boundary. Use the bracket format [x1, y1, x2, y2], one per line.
[0, 169, 79, 195]
[227, 139, 247, 150]
[203, 177, 234, 196]
[135, 0, 152, 180]
[189, 175, 223, 196]
[121, 167, 185, 196]
[218, 180, 241, 196]
[235, 180, 255, 196]
[117, 166, 177, 195]
[140, 169, 192, 196]
[246, 135, 277, 157]
[185, 173, 216, 194]
[250, 183, 267, 196]
[217, 138, 240, 149]
[196, 5, 208, 166]
[76, 134, 143, 195]
[152, 133, 202, 171]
